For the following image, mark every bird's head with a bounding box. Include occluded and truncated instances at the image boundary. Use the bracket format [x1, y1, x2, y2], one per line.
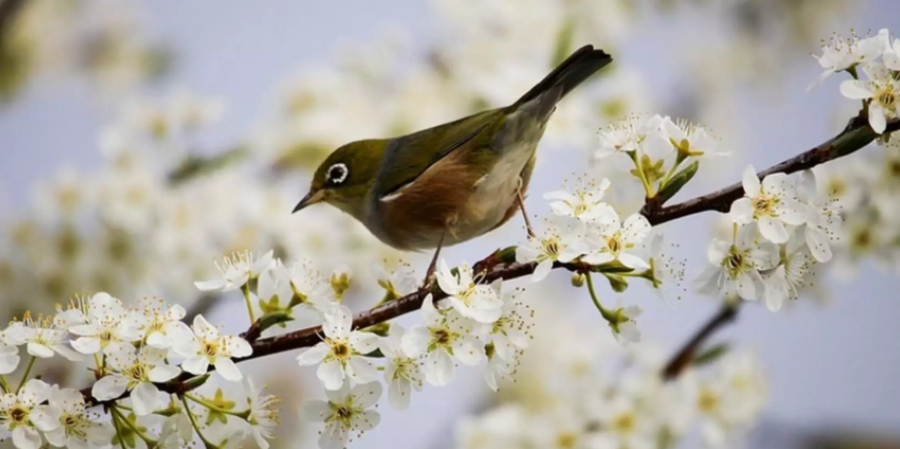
[293, 139, 386, 220]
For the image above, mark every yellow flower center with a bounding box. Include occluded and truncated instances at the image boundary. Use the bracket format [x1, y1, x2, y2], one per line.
[607, 234, 622, 253]
[699, 388, 720, 413]
[752, 195, 778, 218]
[613, 413, 636, 433]
[432, 329, 452, 345]
[10, 406, 29, 425]
[556, 432, 578, 449]
[203, 341, 219, 358]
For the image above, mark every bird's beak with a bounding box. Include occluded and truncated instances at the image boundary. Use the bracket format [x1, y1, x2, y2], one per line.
[292, 189, 325, 213]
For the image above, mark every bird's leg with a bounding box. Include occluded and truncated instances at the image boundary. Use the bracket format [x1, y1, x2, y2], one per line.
[516, 178, 536, 238]
[422, 233, 445, 290]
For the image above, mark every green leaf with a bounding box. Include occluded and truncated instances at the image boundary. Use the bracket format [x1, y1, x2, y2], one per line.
[692, 343, 730, 367]
[657, 160, 699, 204]
[167, 146, 248, 186]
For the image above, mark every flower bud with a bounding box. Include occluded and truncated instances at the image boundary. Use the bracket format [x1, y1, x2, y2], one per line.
[571, 272, 586, 288]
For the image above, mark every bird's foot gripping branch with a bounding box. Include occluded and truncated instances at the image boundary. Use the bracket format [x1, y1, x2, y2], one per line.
[2, 28, 900, 449]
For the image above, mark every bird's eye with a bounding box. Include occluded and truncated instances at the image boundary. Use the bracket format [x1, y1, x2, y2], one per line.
[326, 163, 349, 185]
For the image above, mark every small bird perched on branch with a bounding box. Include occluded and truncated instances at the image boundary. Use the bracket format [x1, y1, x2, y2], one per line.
[293, 45, 612, 281]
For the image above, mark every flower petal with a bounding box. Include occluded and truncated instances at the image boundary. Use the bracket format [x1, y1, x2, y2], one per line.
[92, 375, 129, 401]
[317, 359, 345, 391]
[131, 382, 161, 416]
[214, 358, 243, 382]
[296, 343, 330, 366]
[346, 357, 378, 383]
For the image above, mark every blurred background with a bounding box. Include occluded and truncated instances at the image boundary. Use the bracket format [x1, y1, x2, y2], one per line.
[0, 0, 898, 448]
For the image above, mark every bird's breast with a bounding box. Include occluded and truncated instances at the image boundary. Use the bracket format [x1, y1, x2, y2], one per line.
[367, 140, 536, 251]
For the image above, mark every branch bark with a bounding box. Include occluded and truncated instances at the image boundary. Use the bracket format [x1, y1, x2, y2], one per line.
[80, 113, 899, 407]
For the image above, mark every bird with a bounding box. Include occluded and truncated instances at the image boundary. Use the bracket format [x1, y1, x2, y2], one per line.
[293, 45, 612, 281]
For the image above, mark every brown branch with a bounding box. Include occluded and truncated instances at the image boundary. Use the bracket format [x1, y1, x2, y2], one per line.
[661, 302, 740, 380]
[643, 115, 900, 225]
[79, 112, 898, 408]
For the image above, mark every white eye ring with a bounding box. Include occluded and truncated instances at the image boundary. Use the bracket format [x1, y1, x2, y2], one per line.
[327, 163, 349, 184]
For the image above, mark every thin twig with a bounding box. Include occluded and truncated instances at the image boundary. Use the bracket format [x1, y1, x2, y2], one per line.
[78, 113, 899, 408]
[661, 302, 740, 380]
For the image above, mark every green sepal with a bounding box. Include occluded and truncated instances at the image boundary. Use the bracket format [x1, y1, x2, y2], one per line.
[657, 160, 699, 204]
[362, 322, 390, 337]
[603, 273, 629, 293]
[182, 374, 211, 393]
[254, 311, 294, 334]
[692, 343, 730, 368]
[363, 348, 385, 358]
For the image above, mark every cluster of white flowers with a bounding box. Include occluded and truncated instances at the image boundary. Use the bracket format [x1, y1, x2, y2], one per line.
[596, 114, 728, 200]
[809, 28, 899, 134]
[812, 138, 900, 277]
[0, 281, 286, 449]
[515, 174, 686, 343]
[297, 259, 534, 449]
[453, 315, 768, 449]
[690, 167, 841, 311]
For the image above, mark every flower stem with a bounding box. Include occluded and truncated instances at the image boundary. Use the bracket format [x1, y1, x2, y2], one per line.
[185, 392, 250, 418]
[110, 411, 129, 449]
[628, 150, 656, 198]
[16, 356, 36, 393]
[0, 375, 9, 393]
[584, 272, 617, 324]
[183, 395, 217, 448]
[242, 281, 256, 323]
[111, 406, 157, 447]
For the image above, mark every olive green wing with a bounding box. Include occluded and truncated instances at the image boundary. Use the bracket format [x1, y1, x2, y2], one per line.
[371, 108, 506, 199]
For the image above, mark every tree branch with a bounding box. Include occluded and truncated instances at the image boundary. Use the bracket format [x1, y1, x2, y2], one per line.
[661, 302, 740, 380]
[79, 113, 899, 408]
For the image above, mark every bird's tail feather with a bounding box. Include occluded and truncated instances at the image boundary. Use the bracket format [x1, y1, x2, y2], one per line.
[513, 45, 612, 116]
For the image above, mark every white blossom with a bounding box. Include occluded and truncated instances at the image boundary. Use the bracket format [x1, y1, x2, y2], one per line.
[696, 224, 779, 301]
[43, 386, 114, 449]
[583, 211, 652, 269]
[611, 305, 643, 345]
[378, 324, 423, 410]
[301, 381, 382, 449]
[596, 114, 666, 159]
[244, 378, 280, 449]
[543, 177, 615, 222]
[763, 236, 815, 312]
[661, 116, 726, 158]
[287, 258, 337, 311]
[807, 29, 889, 90]
[796, 170, 842, 262]
[435, 259, 504, 323]
[691, 353, 767, 448]
[0, 379, 59, 449]
[516, 217, 588, 282]
[67, 292, 141, 357]
[123, 297, 190, 350]
[172, 315, 252, 382]
[5, 313, 82, 362]
[194, 250, 275, 292]
[840, 62, 899, 134]
[730, 166, 805, 244]
[402, 295, 484, 386]
[296, 305, 379, 390]
[885, 37, 900, 71]
[593, 396, 657, 449]
[374, 262, 418, 301]
[91, 346, 180, 415]
[0, 330, 19, 375]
